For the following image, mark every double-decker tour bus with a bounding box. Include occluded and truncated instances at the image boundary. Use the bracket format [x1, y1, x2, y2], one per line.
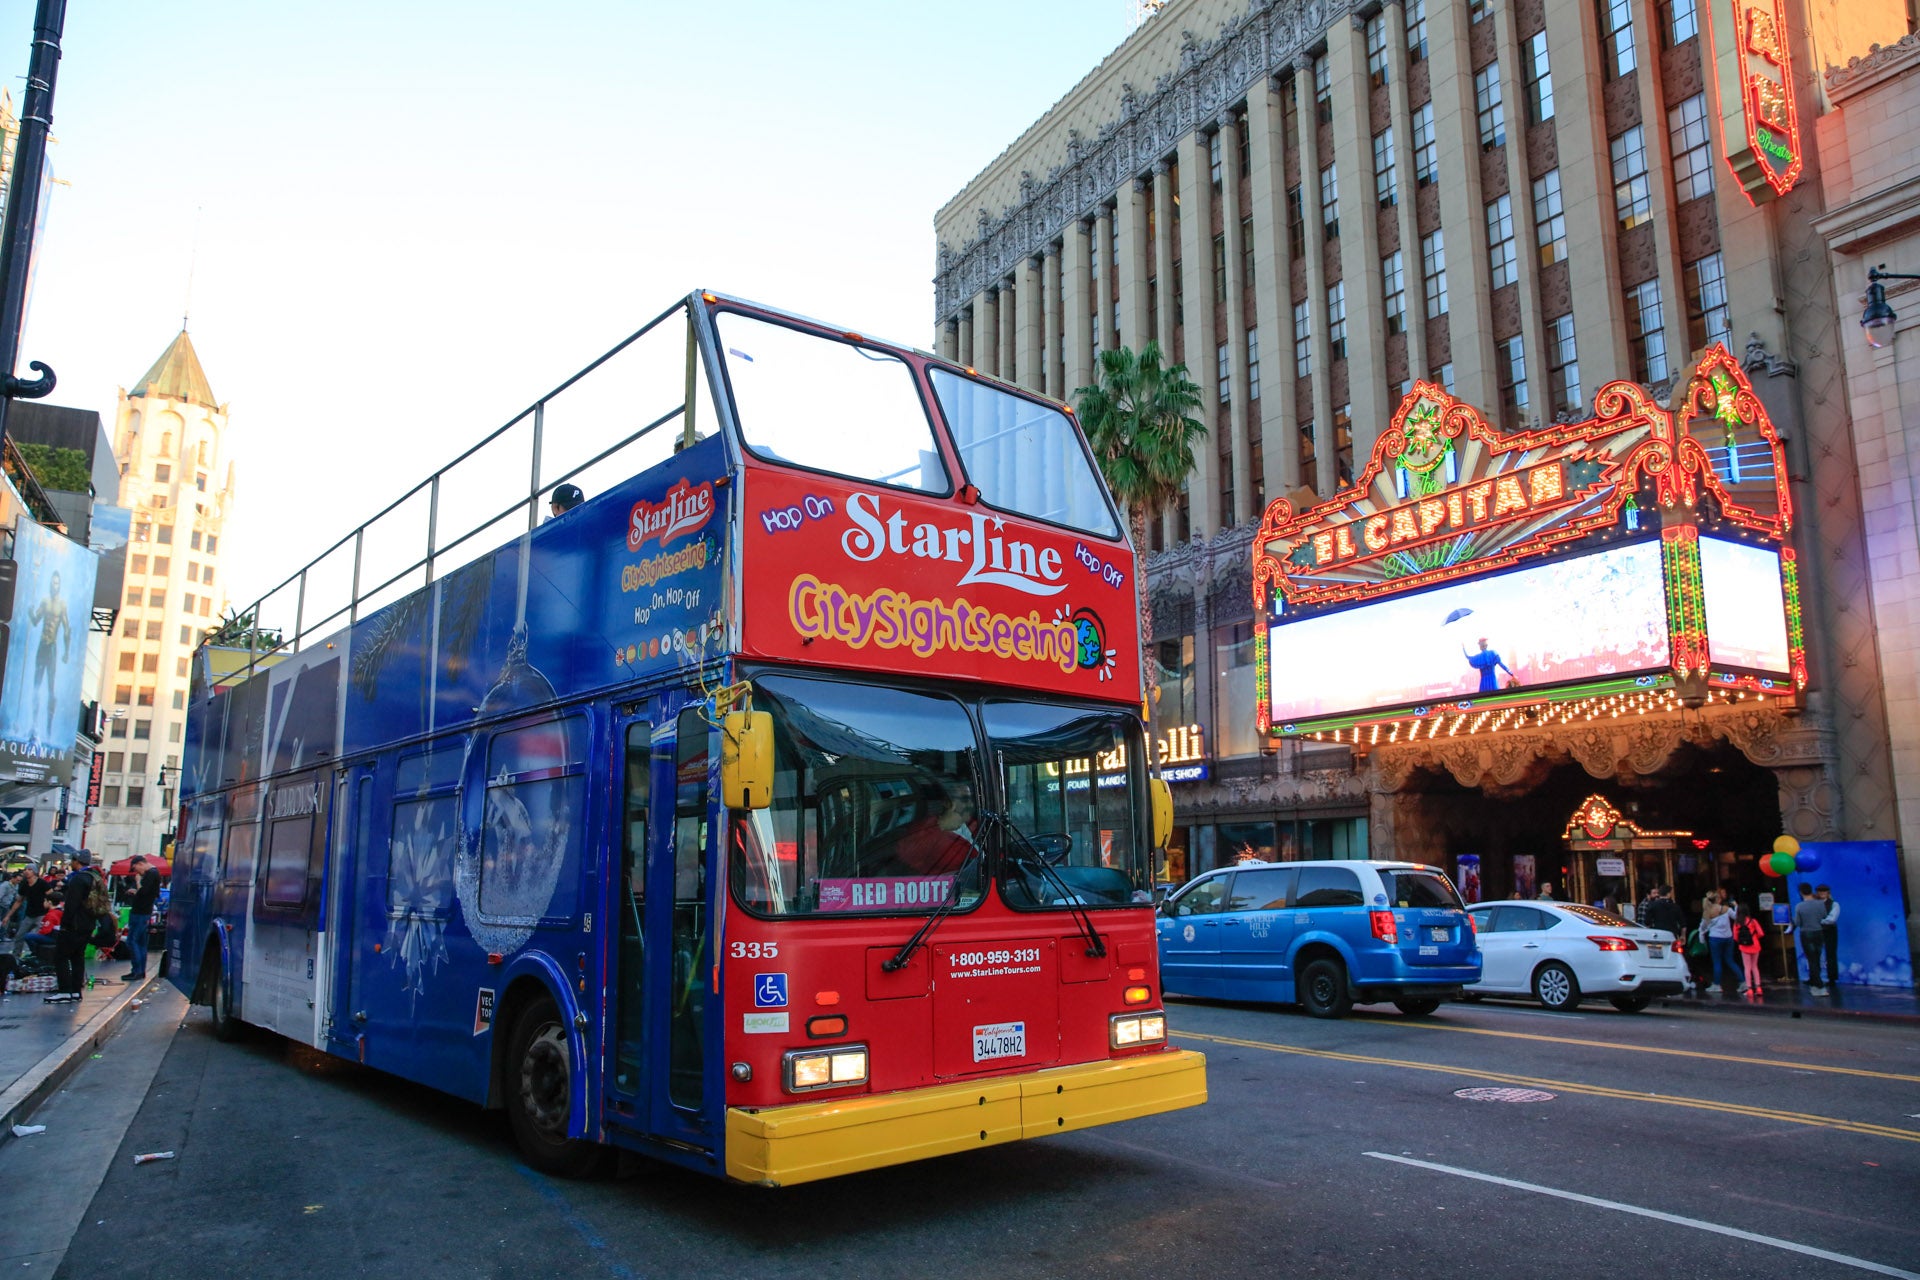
[166, 291, 1206, 1185]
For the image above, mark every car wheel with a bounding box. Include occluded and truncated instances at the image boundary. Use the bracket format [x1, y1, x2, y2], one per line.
[1393, 997, 1442, 1017]
[205, 948, 241, 1042]
[1533, 962, 1581, 1012]
[1609, 994, 1653, 1014]
[505, 993, 612, 1178]
[1299, 958, 1352, 1019]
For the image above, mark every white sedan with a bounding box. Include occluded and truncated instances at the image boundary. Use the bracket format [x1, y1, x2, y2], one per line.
[1464, 901, 1686, 1012]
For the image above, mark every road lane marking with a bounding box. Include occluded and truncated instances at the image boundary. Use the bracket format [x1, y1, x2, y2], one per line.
[1175, 1030, 1920, 1144]
[1362, 1152, 1920, 1280]
[1350, 1012, 1920, 1084]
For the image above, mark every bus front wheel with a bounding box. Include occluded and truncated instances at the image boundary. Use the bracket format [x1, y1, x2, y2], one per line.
[205, 948, 241, 1042]
[505, 993, 611, 1179]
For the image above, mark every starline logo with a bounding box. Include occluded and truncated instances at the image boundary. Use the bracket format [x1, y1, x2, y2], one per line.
[840, 491, 1066, 597]
[628, 479, 715, 551]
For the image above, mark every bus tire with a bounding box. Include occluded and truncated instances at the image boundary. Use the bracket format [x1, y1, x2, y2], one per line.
[206, 949, 242, 1042]
[1299, 957, 1352, 1019]
[505, 993, 611, 1179]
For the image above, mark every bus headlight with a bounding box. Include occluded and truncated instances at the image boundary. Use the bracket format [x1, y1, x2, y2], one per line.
[784, 1044, 869, 1092]
[1110, 1011, 1167, 1049]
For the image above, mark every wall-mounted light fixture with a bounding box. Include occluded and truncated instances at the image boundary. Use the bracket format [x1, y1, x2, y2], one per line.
[1863, 265, 1920, 349]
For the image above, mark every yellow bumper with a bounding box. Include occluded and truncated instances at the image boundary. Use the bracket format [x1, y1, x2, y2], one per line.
[724, 1047, 1207, 1187]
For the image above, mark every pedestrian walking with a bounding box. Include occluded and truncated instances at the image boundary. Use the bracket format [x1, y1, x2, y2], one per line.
[1702, 889, 1739, 996]
[1816, 884, 1841, 987]
[1790, 882, 1827, 993]
[122, 855, 160, 981]
[1734, 903, 1765, 995]
[47, 850, 99, 1003]
[7, 865, 50, 960]
[1536, 881, 1556, 901]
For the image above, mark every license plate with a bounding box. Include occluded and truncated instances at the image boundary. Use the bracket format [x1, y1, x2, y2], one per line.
[1427, 926, 1450, 943]
[1649, 945, 1665, 959]
[973, 1021, 1026, 1062]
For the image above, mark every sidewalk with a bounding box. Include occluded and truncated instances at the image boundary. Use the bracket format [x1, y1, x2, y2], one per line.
[0, 951, 165, 1148]
[1657, 979, 1920, 1025]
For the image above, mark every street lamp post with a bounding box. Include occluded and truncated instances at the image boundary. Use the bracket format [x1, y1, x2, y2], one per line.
[1861, 265, 1920, 349]
[0, 0, 66, 453]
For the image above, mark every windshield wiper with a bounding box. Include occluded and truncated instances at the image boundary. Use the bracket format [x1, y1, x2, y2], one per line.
[986, 811, 1106, 959]
[881, 844, 982, 972]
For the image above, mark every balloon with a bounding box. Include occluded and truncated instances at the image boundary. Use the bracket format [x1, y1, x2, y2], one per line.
[1772, 835, 1801, 856]
[1761, 852, 1793, 877]
[1794, 848, 1823, 873]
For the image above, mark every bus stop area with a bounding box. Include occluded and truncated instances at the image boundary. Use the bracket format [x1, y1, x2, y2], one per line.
[1, 956, 164, 1149]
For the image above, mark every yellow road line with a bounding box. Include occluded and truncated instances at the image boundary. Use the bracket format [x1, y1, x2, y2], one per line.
[1176, 1030, 1920, 1145]
[1350, 1012, 1920, 1084]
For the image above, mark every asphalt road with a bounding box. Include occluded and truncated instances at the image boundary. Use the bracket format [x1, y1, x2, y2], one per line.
[42, 996, 1920, 1279]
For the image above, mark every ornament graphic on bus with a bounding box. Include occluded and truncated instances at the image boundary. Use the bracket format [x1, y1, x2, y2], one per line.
[1064, 606, 1117, 682]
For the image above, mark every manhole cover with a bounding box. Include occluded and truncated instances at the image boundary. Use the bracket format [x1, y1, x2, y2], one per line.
[1454, 1087, 1555, 1103]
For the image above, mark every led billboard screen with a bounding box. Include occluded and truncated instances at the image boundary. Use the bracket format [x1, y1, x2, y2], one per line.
[0, 518, 98, 785]
[1700, 536, 1790, 673]
[1268, 540, 1670, 725]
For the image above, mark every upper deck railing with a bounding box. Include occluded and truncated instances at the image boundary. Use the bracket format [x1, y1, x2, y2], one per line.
[211, 296, 713, 687]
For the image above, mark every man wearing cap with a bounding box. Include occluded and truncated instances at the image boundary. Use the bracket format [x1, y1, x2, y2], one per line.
[47, 850, 98, 1003]
[548, 483, 585, 521]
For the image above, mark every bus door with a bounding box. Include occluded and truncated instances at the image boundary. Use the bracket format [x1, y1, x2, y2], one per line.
[325, 765, 376, 1053]
[607, 712, 652, 1104]
[644, 706, 719, 1146]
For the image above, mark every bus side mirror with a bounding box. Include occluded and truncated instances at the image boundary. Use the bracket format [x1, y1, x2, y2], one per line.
[1150, 776, 1174, 850]
[721, 710, 773, 810]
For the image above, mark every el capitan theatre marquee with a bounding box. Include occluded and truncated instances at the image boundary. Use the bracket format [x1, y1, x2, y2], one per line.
[1251, 346, 1803, 744]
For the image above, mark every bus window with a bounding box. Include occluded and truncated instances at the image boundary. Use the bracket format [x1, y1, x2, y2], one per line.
[716, 310, 948, 495]
[262, 815, 313, 908]
[733, 675, 982, 918]
[614, 721, 649, 1094]
[480, 716, 586, 923]
[928, 368, 1120, 539]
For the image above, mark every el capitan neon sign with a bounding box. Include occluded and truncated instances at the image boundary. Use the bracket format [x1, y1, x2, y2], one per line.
[1711, 0, 1802, 203]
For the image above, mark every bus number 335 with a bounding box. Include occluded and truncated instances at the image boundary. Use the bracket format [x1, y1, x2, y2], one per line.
[729, 941, 779, 959]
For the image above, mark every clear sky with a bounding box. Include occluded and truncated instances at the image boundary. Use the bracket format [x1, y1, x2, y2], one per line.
[0, 0, 1142, 609]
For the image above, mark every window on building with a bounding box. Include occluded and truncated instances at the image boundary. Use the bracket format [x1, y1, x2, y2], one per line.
[1294, 300, 1313, 377]
[154, 463, 171, 482]
[152, 494, 169, 509]
[186, 562, 198, 582]
[141, 652, 159, 673]
[1524, 31, 1555, 122]
[107, 751, 124, 773]
[1533, 170, 1568, 266]
[202, 565, 214, 585]
[1685, 252, 1733, 351]
[172, 690, 185, 710]
[147, 589, 164, 608]
[130, 554, 147, 575]
[1409, 231, 1443, 324]
[1498, 335, 1531, 429]
[137, 687, 154, 707]
[1612, 126, 1652, 229]
[153, 556, 169, 575]
[114, 684, 131, 705]
[1209, 130, 1223, 189]
[1320, 163, 1340, 241]
[127, 786, 145, 808]
[176, 657, 190, 678]
[1219, 447, 1235, 526]
[1366, 12, 1390, 87]
[109, 717, 126, 739]
[1298, 419, 1317, 491]
[195, 473, 207, 491]
[1334, 403, 1354, 484]
[1241, 216, 1255, 289]
[1217, 343, 1232, 403]
[1547, 314, 1582, 412]
[120, 618, 137, 638]
[1661, 0, 1698, 44]
[179, 625, 191, 645]
[1213, 233, 1227, 301]
[169, 722, 182, 744]
[1475, 66, 1506, 150]
[1406, 0, 1429, 60]
[145, 620, 161, 641]
[1327, 282, 1348, 361]
[133, 719, 151, 741]
[207, 534, 218, 553]
[1669, 94, 1714, 202]
[1411, 104, 1437, 185]
[1430, 362, 1455, 392]
[1314, 55, 1332, 122]
[1470, 0, 1492, 21]
[1373, 129, 1397, 209]
[1247, 328, 1261, 400]
[1286, 185, 1305, 258]
[1382, 251, 1407, 335]
[1625, 280, 1670, 385]
[130, 751, 148, 777]
[184, 593, 196, 614]
[157, 523, 173, 545]
[118, 652, 135, 672]
[1600, 0, 1638, 77]
[189, 530, 202, 550]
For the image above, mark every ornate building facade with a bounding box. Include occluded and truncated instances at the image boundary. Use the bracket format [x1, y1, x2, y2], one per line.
[932, 0, 1918, 948]
[88, 329, 236, 863]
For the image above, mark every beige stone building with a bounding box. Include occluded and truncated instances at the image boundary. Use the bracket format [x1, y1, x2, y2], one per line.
[934, 0, 1920, 955]
[90, 330, 236, 863]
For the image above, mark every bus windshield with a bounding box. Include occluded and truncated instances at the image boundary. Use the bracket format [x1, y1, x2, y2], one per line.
[987, 699, 1151, 909]
[927, 368, 1119, 538]
[733, 674, 986, 917]
[717, 310, 949, 493]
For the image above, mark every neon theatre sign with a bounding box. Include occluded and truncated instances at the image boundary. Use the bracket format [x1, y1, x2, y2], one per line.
[1710, 0, 1802, 203]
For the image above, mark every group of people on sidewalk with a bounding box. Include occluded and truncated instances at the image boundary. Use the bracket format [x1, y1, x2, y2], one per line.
[1643, 881, 1841, 998]
[0, 850, 160, 1001]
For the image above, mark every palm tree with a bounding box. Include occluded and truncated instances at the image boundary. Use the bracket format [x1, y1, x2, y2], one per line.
[1075, 342, 1207, 705]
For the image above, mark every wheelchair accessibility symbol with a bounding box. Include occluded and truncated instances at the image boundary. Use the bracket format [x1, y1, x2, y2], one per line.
[754, 973, 789, 1009]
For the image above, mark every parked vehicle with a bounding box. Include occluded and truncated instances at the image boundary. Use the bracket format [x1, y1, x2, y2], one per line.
[1156, 860, 1480, 1018]
[1464, 900, 1684, 1012]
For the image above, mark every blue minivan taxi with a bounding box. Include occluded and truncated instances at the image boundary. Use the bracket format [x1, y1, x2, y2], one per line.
[1156, 859, 1480, 1017]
